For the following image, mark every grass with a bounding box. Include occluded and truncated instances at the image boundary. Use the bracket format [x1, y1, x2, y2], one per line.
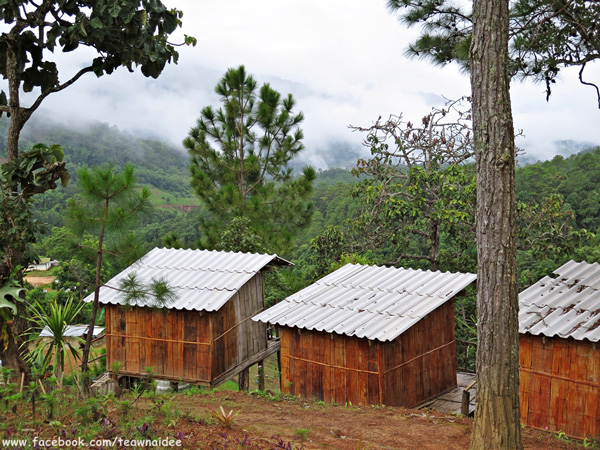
[24, 266, 60, 278]
[147, 187, 197, 207]
[248, 353, 280, 392]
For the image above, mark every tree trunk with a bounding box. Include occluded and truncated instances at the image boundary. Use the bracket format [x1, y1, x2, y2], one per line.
[430, 219, 440, 271]
[469, 0, 523, 448]
[0, 33, 32, 384]
[0, 308, 30, 382]
[80, 200, 109, 394]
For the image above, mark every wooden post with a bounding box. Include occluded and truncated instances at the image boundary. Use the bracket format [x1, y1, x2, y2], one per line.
[258, 359, 265, 391]
[461, 390, 471, 416]
[277, 350, 281, 374]
[238, 368, 249, 391]
[462, 379, 477, 416]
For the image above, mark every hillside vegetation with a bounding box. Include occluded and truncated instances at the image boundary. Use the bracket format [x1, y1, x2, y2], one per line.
[6, 116, 600, 370]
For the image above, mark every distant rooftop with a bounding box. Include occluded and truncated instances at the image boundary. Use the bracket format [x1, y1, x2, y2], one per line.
[254, 263, 476, 342]
[519, 260, 600, 342]
[83, 248, 291, 312]
[39, 325, 104, 338]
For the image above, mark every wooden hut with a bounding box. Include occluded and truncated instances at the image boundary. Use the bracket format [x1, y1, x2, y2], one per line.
[253, 263, 476, 407]
[519, 260, 600, 439]
[86, 248, 291, 387]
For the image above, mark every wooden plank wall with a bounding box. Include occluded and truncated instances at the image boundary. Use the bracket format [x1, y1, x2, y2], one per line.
[210, 273, 268, 380]
[280, 301, 457, 407]
[280, 328, 380, 406]
[520, 334, 600, 439]
[381, 300, 457, 407]
[105, 304, 212, 383]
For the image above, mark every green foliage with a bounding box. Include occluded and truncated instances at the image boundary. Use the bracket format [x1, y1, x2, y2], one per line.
[0, 0, 184, 96]
[388, 0, 600, 102]
[184, 65, 315, 254]
[0, 276, 25, 317]
[27, 295, 84, 382]
[67, 164, 152, 238]
[66, 164, 153, 378]
[350, 99, 476, 272]
[294, 427, 311, 442]
[117, 273, 177, 309]
[1, 144, 69, 196]
[308, 226, 346, 278]
[517, 147, 600, 230]
[216, 217, 267, 254]
[0, 144, 69, 275]
[208, 405, 241, 428]
[517, 193, 590, 261]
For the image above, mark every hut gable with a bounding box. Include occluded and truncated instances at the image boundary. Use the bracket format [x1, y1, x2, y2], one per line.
[89, 247, 290, 311]
[519, 260, 600, 342]
[254, 263, 477, 342]
[519, 260, 600, 439]
[254, 263, 476, 407]
[87, 248, 291, 386]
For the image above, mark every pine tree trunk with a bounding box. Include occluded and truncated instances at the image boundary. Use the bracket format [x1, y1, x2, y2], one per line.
[469, 0, 523, 448]
[80, 200, 109, 394]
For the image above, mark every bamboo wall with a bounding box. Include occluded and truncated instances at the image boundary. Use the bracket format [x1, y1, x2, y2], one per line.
[280, 300, 457, 407]
[281, 327, 381, 406]
[520, 334, 600, 439]
[105, 305, 212, 383]
[104, 272, 268, 384]
[210, 273, 267, 380]
[380, 300, 457, 407]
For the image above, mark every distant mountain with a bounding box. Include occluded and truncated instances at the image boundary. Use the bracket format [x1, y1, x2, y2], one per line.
[290, 140, 367, 171]
[517, 139, 597, 167]
[0, 115, 193, 198]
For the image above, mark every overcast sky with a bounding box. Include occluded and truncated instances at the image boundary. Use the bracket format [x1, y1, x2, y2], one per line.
[27, 0, 600, 168]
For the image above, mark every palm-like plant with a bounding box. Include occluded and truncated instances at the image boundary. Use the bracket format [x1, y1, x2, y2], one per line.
[28, 295, 85, 383]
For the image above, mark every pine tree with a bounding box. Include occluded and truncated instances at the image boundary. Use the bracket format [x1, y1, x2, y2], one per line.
[65, 164, 151, 390]
[184, 65, 315, 255]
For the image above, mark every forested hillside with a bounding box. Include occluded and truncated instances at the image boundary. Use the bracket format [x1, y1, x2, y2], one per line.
[517, 149, 600, 230]
[8, 114, 600, 283]
[5, 113, 600, 375]
[0, 116, 200, 244]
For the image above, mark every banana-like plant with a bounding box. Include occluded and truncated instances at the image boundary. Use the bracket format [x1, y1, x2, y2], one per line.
[27, 295, 85, 383]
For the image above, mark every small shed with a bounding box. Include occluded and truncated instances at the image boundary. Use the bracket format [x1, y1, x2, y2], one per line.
[519, 260, 600, 439]
[27, 257, 54, 271]
[87, 248, 291, 387]
[253, 263, 476, 407]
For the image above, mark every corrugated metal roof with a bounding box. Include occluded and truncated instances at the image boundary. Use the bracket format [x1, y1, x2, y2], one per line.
[83, 248, 292, 312]
[519, 260, 600, 342]
[39, 325, 104, 338]
[253, 264, 476, 342]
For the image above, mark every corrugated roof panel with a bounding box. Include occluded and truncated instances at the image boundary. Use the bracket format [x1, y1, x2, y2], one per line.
[40, 325, 104, 338]
[84, 248, 291, 312]
[253, 263, 476, 342]
[519, 260, 600, 342]
[317, 263, 364, 286]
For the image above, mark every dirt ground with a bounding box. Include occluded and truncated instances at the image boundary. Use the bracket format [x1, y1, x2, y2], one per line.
[157, 390, 586, 450]
[1, 385, 589, 450]
[24, 275, 55, 287]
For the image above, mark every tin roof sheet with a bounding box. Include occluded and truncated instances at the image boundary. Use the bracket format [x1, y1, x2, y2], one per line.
[39, 325, 104, 338]
[83, 248, 291, 312]
[519, 260, 600, 342]
[253, 263, 476, 342]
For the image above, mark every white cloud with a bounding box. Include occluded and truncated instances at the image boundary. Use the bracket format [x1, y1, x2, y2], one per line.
[9, 0, 600, 164]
